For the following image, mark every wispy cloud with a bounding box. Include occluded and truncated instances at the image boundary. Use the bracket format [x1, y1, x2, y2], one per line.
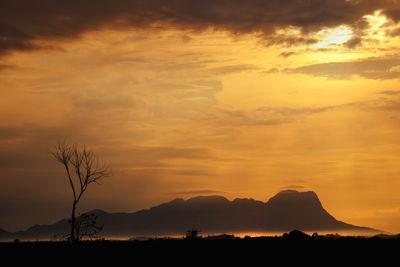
[283, 56, 400, 80]
[195, 102, 363, 128]
[167, 189, 226, 196]
[279, 185, 309, 191]
[0, 64, 15, 70]
[257, 102, 362, 116]
[198, 108, 295, 127]
[279, 51, 297, 58]
[379, 90, 400, 96]
[207, 64, 261, 75]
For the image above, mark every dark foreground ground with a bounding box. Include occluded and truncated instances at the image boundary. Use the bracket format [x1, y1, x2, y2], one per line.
[1, 231, 399, 263]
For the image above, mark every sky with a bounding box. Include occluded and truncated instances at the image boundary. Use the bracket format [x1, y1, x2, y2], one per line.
[1, 0, 400, 233]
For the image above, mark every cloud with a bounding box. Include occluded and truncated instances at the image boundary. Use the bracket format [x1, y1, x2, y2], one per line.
[379, 90, 400, 96]
[197, 101, 370, 128]
[167, 189, 226, 196]
[375, 100, 400, 111]
[283, 56, 400, 80]
[264, 68, 280, 74]
[125, 167, 212, 178]
[279, 51, 297, 58]
[123, 146, 212, 161]
[199, 108, 295, 127]
[344, 37, 363, 48]
[266, 35, 318, 47]
[0, 63, 15, 70]
[0, 126, 26, 141]
[279, 185, 309, 191]
[0, 125, 105, 169]
[0, 125, 84, 144]
[0, 150, 54, 169]
[72, 94, 136, 110]
[104, 145, 226, 170]
[207, 64, 261, 75]
[257, 102, 362, 116]
[0, 0, 397, 55]
[198, 103, 360, 127]
[384, 6, 400, 22]
[388, 27, 400, 36]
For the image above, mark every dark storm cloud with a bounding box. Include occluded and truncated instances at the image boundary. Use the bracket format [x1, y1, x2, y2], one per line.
[384, 6, 400, 22]
[0, 0, 397, 55]
[284, 56, 400, 80]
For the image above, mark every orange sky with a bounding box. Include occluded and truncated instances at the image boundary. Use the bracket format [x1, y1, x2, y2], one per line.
[1, 1, 400, 233]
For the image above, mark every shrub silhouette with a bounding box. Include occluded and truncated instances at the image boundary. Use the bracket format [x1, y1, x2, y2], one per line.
[185, 229, 201, 240]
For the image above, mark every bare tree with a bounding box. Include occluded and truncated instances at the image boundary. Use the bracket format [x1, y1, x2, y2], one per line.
[74, 212, 103, 241]
[51, 141, 111, 242]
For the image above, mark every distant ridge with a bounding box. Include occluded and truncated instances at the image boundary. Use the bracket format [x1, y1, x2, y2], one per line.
[0, 228, 10, 239]
[0, 190, 379, 240]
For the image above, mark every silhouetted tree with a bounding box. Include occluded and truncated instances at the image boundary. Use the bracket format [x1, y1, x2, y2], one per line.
[51, 141, 111, 242]
[74, 212, 103, 241]
[185, 228, 201, 240]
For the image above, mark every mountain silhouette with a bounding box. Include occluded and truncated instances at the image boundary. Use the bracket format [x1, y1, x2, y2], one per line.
[0, 190, 378, 240]
[0, 228, 10, 239]
[263, 190, 351, 230]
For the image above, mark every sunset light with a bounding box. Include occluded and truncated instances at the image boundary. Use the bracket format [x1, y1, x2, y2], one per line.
[314, 25, 353, 48]
[1, 0, 400, 243]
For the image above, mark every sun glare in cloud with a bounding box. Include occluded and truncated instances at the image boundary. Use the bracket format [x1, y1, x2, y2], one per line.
[364, 10, 388, 31]
[363, 10, 390, 40]
[313, 25, 353, 49]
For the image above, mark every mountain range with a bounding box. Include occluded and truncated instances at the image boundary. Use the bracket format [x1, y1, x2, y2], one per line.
[0, 190, 378, 240]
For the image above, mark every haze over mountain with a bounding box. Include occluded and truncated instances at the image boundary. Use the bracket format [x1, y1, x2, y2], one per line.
[0, 190, 378, 240]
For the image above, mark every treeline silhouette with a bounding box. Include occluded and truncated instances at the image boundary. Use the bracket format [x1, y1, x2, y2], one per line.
[2, 230, 399, 263]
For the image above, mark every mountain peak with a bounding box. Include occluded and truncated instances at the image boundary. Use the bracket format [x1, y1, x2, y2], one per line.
[266, 190, 323, 212]
[263, 190, 347, 231]
[268, 190, 320, 204]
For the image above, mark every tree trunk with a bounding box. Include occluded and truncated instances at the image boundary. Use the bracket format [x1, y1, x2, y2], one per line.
[71, 200, 77, 242]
